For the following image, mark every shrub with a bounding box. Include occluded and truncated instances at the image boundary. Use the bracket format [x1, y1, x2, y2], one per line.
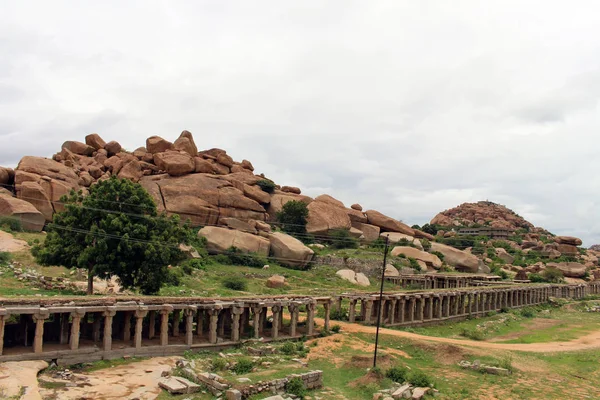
[211, 357, 227, 371]
[280, 341, 297, 355]
[543, 267, 564, 283]
[223, 277, 247, 291]
[330, 307, 348, 321]
[520, 308, 535, 318]
[276, 200, 309, 238]
[329, 229, 358, 249]
[331, 324, 341, 333]
[460, 327, 485, 341]
[421, 239, 431, 251]
[223, 247, 267, 268]
[232, 358, 254, 374]
[181, 263, 194, 275]
[0, 251, 10, 265]
[408, 369, 433, 387]
[370, 366, 384, 379]
[0, 217, 23, 232]
[256, 179, 276, 193]
[408, 257, 422, 271]
[499, 354, 514, 372]
[431, 251, 445, 262]
[285, 377, 306, 397]
[164, 269, 183, 286]
[385, 366, 409, 383]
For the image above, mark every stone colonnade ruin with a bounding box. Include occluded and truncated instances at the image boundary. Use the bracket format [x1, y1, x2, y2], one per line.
[385, 274, 503, 289]
[0, 296, 332, 365]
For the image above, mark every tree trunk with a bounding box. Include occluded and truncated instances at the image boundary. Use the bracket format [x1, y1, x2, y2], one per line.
[87, 267, 94, 295]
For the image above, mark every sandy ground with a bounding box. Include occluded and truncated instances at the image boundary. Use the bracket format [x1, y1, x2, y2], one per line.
[314, 317, 600, 352]
[0, 230, 30, 253]
[0, 360, 48, 400]
[38, 357, 178, 400]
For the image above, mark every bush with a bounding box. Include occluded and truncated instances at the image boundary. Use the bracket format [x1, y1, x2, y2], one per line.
[222, 247, 267, 268]
[280, 341, 297, 355]
[0, 217, 23, 232]
[211, 357, 227, 371]
[431, 251, 445, 262]
[232, 358, 254, 374]
[276, 200, 309, 238]
[164, 269, 183, 286]
[331, 324, 341, 333]
[256, 179, 276, 194]
[285, 377, 306, 397]
[385, 366, 409, 383]
[223, 277, 247, 291]
[460, 327, 485, 341]
[408, 257, 422, 271]
[543, 267, 564, 283]
[421, 239, 431, 251]
[0, 251, 10, 266]
[408, 369, 433, 387]
[330, 307, 348, 321]
[328, 229, 358, 249]
[520, 308, 536, 318]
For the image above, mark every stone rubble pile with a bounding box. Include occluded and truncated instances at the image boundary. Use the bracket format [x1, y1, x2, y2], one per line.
[374, 382, 437, 400]
[1, 261, 78, 292]
[458, 360, 511, 376]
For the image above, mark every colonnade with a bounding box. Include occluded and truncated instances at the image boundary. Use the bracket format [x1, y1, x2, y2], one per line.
[385, 274, 502, 289]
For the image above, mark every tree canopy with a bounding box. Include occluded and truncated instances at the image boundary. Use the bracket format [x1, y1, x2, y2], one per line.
[276, 200, 309, 238]
[34, 176, 192, 295]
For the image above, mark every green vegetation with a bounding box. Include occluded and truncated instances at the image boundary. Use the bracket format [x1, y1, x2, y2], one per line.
[256, 179, 276, 193]
[222, 276, 247, 291]
[214, 246, 267, 268]
[276, 200, 309, 239]
[385, 365, 408, 383]
[328, 228, 359, 249]
[0, 251, 10, 265]
[32, 177, 194, 295]
[421, 238, 432, 251]
[528, 267, 564, 283]
[285, 377, 307, 397]
[0, 216, 23, 232]
[231, 358, 254, 374]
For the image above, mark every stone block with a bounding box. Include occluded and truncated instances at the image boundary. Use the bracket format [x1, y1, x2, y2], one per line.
[226, 389, 242, 400]
[158, 377, 188, 394]
[174, 376, 201, 393]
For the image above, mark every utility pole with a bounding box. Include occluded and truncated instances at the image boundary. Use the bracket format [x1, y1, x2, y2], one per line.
[373, 235, 389, 369]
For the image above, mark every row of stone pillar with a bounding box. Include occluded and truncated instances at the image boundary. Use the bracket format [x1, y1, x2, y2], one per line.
[0, 301, 323, 356]
[387, 275, 501, 290]
[341, 286, 553, 326]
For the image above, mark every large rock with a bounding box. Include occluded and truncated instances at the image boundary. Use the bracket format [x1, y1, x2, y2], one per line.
[17, 156, 79, 186]
[0, 194, 45, 231]
[385, 264, 399, 277]
[153, 152, 195, 176]
[306, 200, 351, 235]
[61, 140, 95, 156]
[347, 207, 368, 224]
[351, 203, 362, 211]
[547, 262, 587, 278]
[174, 131, 198, 156]
[85, 133, 106, 150]
[104, 140, 122, 156]
[18, 181, 53, 221]
[413, 229, 435, 241]
[194, 158, 216, 174]
[495, 248, 515, 264]
[557, 243, 579, 256]
[355, 272, 370, 286]
[336, 269, 370, 286]
[381, 232, 415, 243]
[365, 210, 415, 236]
[352, 222, 380, 242]
[146, 135, 173, 154]
[117, 159, 143, 182]
[281, 186, 301, 194]
[269, 232, 314, 268]
[216, 153, 234, 168]
[556, 236, 583, 246]
[38, 178, 78, 213]
[430, 242, 480, 272]
[198, 226, 270, 256]
[0, 167, 13, 185]
[314, 194, 345, 208]
[390, 246, 442, 268]
[266, 275, 287, 288]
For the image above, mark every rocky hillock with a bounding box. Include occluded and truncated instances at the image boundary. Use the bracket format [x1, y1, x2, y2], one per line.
[430, 201, 549, 234]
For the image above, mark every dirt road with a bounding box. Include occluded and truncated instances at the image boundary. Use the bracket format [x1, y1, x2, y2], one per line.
[316, 318, 600, 353]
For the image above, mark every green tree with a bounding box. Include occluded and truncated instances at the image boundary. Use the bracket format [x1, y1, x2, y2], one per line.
[276, 200, 309, 238]
[33, 177, 192, 295]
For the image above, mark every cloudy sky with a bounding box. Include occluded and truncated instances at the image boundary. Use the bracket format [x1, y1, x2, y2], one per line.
[1, 1, 599, 245]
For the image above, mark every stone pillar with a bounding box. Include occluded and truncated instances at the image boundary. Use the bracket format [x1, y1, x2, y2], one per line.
[307, 302, 316, 335]
[444, 295, 450, 317]
[348, 300, 357, 323]
[467, 293, 473, 316]
[271, 305, 281, 339]
[427, 296, 434, 319]
[453, 294, 459, 316]
[184, 307, 196, 347]
[172, 310, 181, 337]
[407, 297, 415, 322]
[364, 300, 373, 324]
[231, 307, 243, 342]
[335, 297, 342, 313]
[33, 311, 49, 354]
[123, 311, 132, 343]
[0, 309, 6, 356]
[324, 300, 332, 331]
[134, 308, 149, 349]
[59, 313, 70, 345]
[218, 309, 228, 338]
[103, 307, 117, 351]
[148, 310, 156, 340]
[69, 308, 85, 350]
[288, 305, 299, 337]
[159, 306, 173, 347]
[252, 307, 262, 338]
[389, 299, 397, 324]
[208, 309, 220, 344]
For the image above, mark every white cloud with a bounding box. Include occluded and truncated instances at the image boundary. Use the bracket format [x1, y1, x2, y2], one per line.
[1, 0, 600, 245]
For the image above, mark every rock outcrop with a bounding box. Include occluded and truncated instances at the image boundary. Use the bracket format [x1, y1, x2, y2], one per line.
[198, 226, 270, 256]
[430, 242, 480, 272]
[390, 246, 442, 269]
[365, 210, 415, 235]
[269, 232, 314, 268]
[0, 191, 45, 231]
[546, 262, 587, 278]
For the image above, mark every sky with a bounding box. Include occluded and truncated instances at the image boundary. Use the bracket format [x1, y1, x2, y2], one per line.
[1, 1, 599, 245]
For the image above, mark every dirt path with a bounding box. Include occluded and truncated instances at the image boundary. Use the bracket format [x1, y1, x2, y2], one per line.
[316, 318, 600, 352]
[0, 230, 29, 253]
